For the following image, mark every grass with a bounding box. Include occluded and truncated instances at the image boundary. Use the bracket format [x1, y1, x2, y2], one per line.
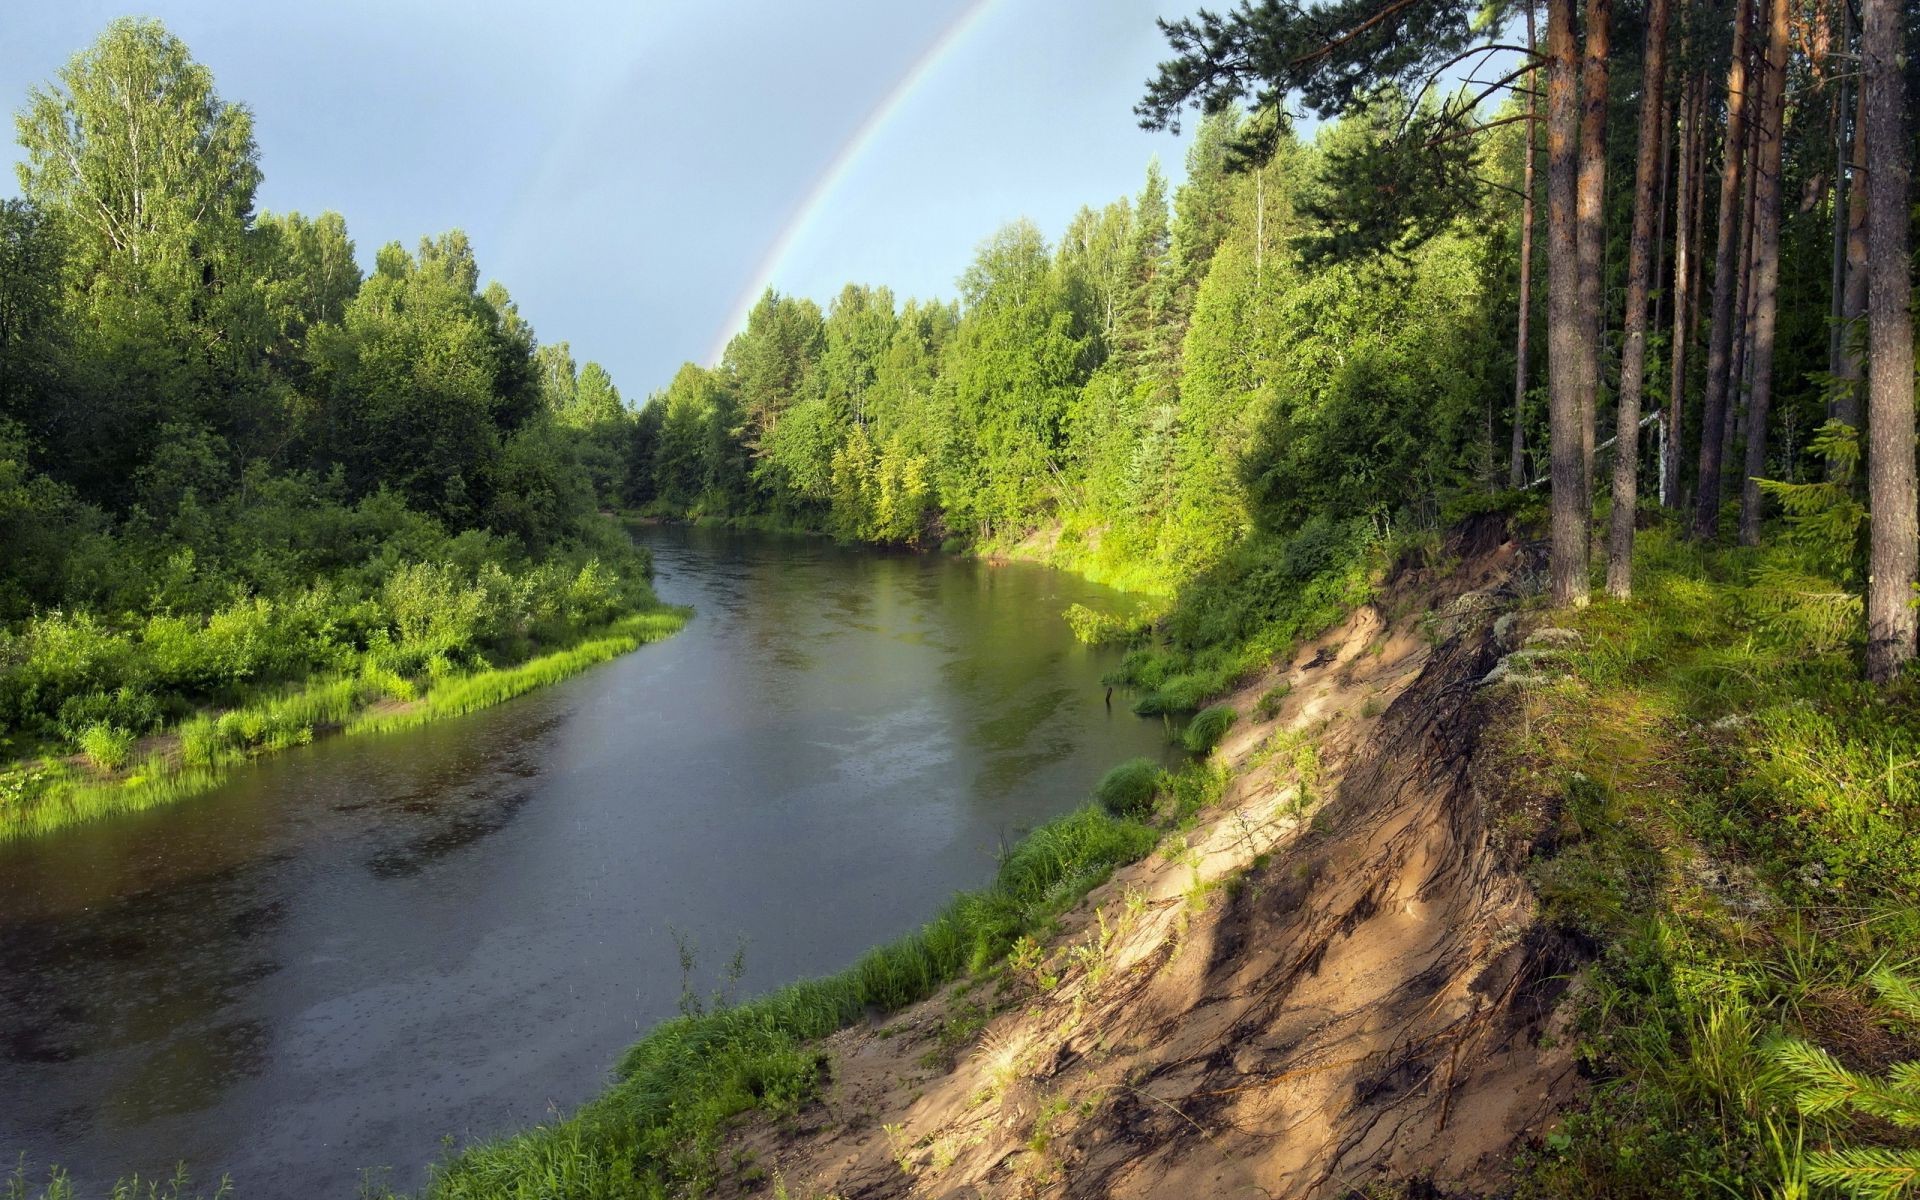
[391, 801, 1160, 1199]
[1114, 515, 1381, 715]
[1094, 757, 1161, 818]
[4, 1163, 230, 1200]
[0, 605, 689, 842]
[1491, 523, 1920, 1199]
[1180, 704, 1236, 754]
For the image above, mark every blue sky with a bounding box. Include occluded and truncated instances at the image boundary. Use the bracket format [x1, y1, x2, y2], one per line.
[2, 1, 1198, 400]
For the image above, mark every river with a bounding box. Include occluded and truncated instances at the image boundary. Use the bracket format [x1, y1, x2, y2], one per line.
[0, 527, 1172, 1196]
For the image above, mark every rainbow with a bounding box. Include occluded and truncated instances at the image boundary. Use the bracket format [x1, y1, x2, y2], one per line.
[705, 0, 1002, 365]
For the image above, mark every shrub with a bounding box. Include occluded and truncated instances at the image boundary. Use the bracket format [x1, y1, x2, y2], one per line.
[1095, 757, 1162, 817]
[56, 687, 164, 739]
[1183, 704, 1236, 754]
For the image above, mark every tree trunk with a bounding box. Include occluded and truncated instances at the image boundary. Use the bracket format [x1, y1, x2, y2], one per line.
[1686, 70, 1708, 383]
[1826, 0, 1853, 393]
[1724, 86, 1760, 496]
[1607, 0, 1672, 597]
[1692, 0, 1753, 538]
[1663, 71, 1701, 508]
[1548, 0, 1589, 607]
[1836, 75, 1870, 433]
[1649, 88, 1674, 344]
[1862, 0, 1917, 682]
[1737, 0, 1788, 546]
[1510, 0, 1540, 489]
[1576, 0, 1611, 504]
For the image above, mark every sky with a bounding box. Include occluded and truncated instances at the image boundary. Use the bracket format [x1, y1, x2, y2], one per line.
[1, 1, 1200, 400]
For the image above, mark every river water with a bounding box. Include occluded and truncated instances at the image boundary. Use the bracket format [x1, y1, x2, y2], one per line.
[0, 527, 1170, 1196]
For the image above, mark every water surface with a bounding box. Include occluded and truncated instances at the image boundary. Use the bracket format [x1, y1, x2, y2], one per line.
[0, 528, 1169, 1195]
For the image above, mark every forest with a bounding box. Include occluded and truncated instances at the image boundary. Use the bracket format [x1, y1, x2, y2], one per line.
[0, 20, 681, 836]
[4, 0, 1920, 1197]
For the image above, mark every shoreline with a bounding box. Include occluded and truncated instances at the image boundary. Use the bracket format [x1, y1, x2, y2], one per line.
[0, 604, 691, 844]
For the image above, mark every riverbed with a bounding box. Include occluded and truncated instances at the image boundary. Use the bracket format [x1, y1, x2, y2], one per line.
[0, 527, 1171, 1195]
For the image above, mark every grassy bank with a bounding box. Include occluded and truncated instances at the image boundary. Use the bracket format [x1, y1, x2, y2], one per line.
[366, 750, 1243, 1200]
[1487, 524, 1920, 1198]
[0, 605, 688, 842]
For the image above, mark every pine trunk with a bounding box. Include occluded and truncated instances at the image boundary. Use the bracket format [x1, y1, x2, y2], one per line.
[1663, 72, 1701, 508]
[1836, 78, 1870, 432]
[1862, 0, 1917, 681]
[1723, 91, 1760, 495]
[1548, 0, 1589, 607]
[1607, 0, 1672, 597]
[1737, 0, 1788, 545]
[1510, 1, 1540, 489]
[1693, 0, 1753, 538]
[1576, 0, 1611, 504]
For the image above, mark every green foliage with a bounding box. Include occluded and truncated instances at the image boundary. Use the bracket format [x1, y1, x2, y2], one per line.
[1094, 756, 1162, 817]
[75, 722, 132, 771]
[1511, 526, 1920, 1199]
[1771, 971, 1920, 1200]
[1181, 704, 1236, 753]
[1118, 516, 1379, 714]
[626, 109, 1500, 606]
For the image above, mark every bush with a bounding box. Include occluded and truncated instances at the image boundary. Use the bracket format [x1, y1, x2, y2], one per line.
[56, 687, 164, 739]
[1182, 704, 1236, 753]
[1095, 757, 1162, 817]
[77, 722, 134, 771]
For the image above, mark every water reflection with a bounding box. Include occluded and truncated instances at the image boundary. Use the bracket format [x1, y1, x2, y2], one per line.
[0, 528, 1171, 1195]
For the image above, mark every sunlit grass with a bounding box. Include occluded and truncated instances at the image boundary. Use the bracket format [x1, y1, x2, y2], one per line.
[1505, 523, 1920, 1197]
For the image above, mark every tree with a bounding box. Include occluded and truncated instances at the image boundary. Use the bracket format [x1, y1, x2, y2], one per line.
[13, 18, 260, 315]
[1735, 0, 1788, 547]
[1510, 0, 1540, 490]
[1605, 0, 1671, 597]
[1693, 0, 1754, 538]
[1544, 0, 1589, 606]
[1861, 0, 1915, 682]
[1573, 0, 1610, 507]
[0, 200, 65, 427]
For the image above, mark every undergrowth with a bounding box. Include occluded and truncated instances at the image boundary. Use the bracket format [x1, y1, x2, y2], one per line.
[1111, 514, 1382, 714]
[1498, 523, 1920, 1200]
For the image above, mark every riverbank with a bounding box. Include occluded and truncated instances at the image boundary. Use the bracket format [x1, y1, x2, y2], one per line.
[622, 508, 1177, 597]
[362, 518, 1497, 1190]
[0, 604, 689, 842]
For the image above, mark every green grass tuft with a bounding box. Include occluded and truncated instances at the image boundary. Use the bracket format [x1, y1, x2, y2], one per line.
[1181, 705, 1236, 754]
[1094, 757, 1162, 818]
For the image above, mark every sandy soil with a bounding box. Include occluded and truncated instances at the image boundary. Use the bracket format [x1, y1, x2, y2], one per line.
[714, 515, 1582, 1200]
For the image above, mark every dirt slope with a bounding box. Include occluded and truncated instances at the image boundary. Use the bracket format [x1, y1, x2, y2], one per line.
[722, 520, 1580, 1199]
